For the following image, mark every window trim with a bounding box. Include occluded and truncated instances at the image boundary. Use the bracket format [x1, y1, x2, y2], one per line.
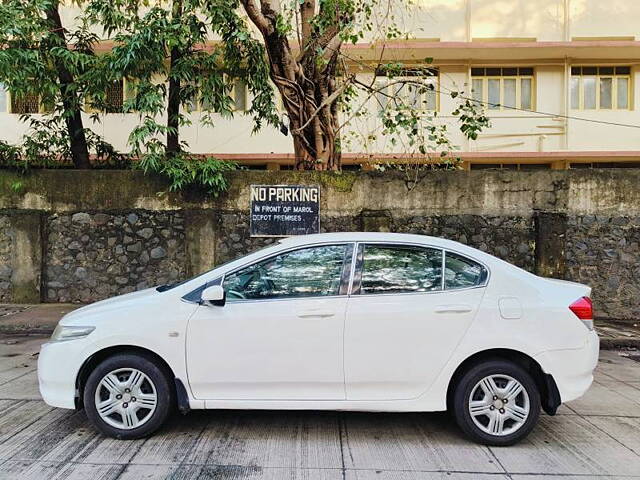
[471, 67, 535, 112]
[374, 69, 440, 113]
[186, 75, 249, 113]
[7, 90, 47, 115]
[189, 242, 356, 304]
[570, 65, 632, 111]
[349, 241, 490, 297]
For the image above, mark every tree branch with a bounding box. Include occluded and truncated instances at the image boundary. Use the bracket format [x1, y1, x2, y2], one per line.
[300, 0, 315, 47]
[292, 74, 354, 134]
[239, 0, 270, 33]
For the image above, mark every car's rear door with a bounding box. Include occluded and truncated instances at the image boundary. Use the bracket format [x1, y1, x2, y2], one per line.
[344, 243, 487, 400]
[186, 243, 353, 400]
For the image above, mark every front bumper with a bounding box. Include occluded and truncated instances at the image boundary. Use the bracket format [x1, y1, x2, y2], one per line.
[38, 339, 87, 409]
[534, 330, 600, 403]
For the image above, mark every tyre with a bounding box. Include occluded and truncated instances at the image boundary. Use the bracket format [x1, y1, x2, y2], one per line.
[83, 353, 175, 439]
[452, 359, 541, 446]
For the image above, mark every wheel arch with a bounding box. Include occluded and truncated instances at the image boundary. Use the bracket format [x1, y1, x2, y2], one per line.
[445, 348, 561, 416]
[75, 345, 182, 411]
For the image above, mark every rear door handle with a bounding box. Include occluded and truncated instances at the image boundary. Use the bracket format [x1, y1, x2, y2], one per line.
[435, 304, 473, 314]
[297, 311, 335, 318]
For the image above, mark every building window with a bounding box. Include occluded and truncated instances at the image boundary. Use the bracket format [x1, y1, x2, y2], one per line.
[571, 66, 631, 110]
[374, 67, 439, 112]
[10, 92, 41, 114]
[188, 77, 248, 113]
[104, 80, 124, 113]
[0, 83, 7, 113]
[471, 67, 534, 111]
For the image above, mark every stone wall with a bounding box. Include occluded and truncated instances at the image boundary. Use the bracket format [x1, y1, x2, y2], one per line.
[0, 169, 639, 323]
[45, 211, 187, 303]
[0, 215, 13, 301]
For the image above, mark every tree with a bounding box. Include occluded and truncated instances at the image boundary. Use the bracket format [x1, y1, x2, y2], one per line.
[86, 0, 277, 158]
[0, 0, 103, 168]
[236, 0, 488, 170]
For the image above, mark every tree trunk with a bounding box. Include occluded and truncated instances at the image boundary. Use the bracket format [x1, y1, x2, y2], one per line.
[166, 0, 183, 156]
[45, 2, 91, 169]
[240, 0, 342, 170]
[263, 35, 341, 170]
[166, 46, 181, 155]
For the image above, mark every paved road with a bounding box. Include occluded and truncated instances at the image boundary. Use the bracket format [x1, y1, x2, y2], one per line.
[0, 335, 638, 479]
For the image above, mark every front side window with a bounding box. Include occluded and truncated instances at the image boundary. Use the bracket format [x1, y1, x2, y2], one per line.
[444, 252, 487, 289]
[471, 67, 534, 111]
[222, 244, 348, 301]
[571, 66, 631, 110]
[359, 245, 442, 295]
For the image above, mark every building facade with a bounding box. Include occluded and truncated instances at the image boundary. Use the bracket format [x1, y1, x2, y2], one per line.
[1, 0, 640, 169]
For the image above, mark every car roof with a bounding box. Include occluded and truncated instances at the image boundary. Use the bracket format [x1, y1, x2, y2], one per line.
[278, 232, 464, 250]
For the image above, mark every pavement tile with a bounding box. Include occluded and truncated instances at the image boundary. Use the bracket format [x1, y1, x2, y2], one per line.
[489, 414, 640, 476]
[183, 410, 342, 469]
[0, 460, 124, 480]
[565, 379, 640, 417]
[341, 412, 504, 474]
[0, 370, 41, 401]
[0, 400, 57, 446]
[510, 476, 640, 479]
[346, 472, 510, 480]
[595, 352, 640, 383]
[127, 413, 206, 466]
[586, 415, 640, 455]
[184, 465, 343, 479]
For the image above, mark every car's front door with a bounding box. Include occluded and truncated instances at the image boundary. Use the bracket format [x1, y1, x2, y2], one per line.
[344, 244, 487, 400]
[186, 243, 353, 400]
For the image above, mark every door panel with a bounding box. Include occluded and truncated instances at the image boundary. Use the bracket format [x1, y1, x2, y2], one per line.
[186, 297, 347, 400]
[186, 243, 353, 400]
[344, 243, 486, 400]
[344, 289, 484, 400]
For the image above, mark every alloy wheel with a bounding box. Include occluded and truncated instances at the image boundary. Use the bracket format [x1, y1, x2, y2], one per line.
[468, 374, 530, 436]
[94, 368, 158, 430]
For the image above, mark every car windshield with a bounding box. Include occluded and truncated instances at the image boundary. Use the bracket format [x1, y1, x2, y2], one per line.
[155, 243, 279, 292]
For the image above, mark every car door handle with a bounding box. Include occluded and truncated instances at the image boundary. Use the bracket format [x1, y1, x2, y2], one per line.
[297, 311, 335, 318]
[435, 305, 473, 314]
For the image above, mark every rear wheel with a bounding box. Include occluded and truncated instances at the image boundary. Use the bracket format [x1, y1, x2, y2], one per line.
[83, 353, 174, 439]
[452, 359, 540, 446]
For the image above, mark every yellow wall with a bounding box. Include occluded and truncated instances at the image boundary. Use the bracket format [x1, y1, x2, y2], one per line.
[1, 0, 640, 159]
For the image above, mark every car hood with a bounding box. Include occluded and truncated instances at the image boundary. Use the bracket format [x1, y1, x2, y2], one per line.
[59, 287, 159, 326]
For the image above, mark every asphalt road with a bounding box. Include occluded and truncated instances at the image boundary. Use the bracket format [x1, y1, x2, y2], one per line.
[0, 334, 638, 479]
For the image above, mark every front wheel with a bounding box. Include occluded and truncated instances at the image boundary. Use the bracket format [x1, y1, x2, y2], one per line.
[452, 359, 541, 446]
[84, 353, 174, 439]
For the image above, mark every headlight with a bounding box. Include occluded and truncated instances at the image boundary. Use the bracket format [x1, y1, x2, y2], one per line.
[50, 325, 95, 342]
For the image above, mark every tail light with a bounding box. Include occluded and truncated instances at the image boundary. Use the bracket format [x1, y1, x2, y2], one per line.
[569, 297, 594, 331]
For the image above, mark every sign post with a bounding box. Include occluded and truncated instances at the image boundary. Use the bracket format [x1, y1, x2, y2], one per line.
[250, 185, 320, 237]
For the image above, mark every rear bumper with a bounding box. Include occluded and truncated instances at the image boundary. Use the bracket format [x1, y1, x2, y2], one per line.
[534, 330, 599, 403]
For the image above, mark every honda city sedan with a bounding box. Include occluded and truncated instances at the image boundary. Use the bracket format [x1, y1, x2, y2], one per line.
[38, 232, 599, 445]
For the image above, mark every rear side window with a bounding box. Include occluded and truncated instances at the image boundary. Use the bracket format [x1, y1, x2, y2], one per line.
[444, 252, 487, 289]
[359, 245, 442, 294]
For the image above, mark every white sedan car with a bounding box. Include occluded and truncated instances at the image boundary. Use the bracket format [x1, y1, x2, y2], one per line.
[38, 232, 599, 445]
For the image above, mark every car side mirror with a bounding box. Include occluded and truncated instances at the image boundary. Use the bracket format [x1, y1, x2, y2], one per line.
[201, 285, 226, 306]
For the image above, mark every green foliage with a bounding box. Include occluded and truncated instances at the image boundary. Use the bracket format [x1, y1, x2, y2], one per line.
[137, 151, 237, 196]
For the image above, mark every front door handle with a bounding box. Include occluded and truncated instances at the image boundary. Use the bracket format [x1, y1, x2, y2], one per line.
[435, 304, 473, 314]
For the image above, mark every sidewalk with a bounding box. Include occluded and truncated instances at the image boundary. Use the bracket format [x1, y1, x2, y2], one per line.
[0, 304, 79, 334]
[0, 303, 638, 350]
